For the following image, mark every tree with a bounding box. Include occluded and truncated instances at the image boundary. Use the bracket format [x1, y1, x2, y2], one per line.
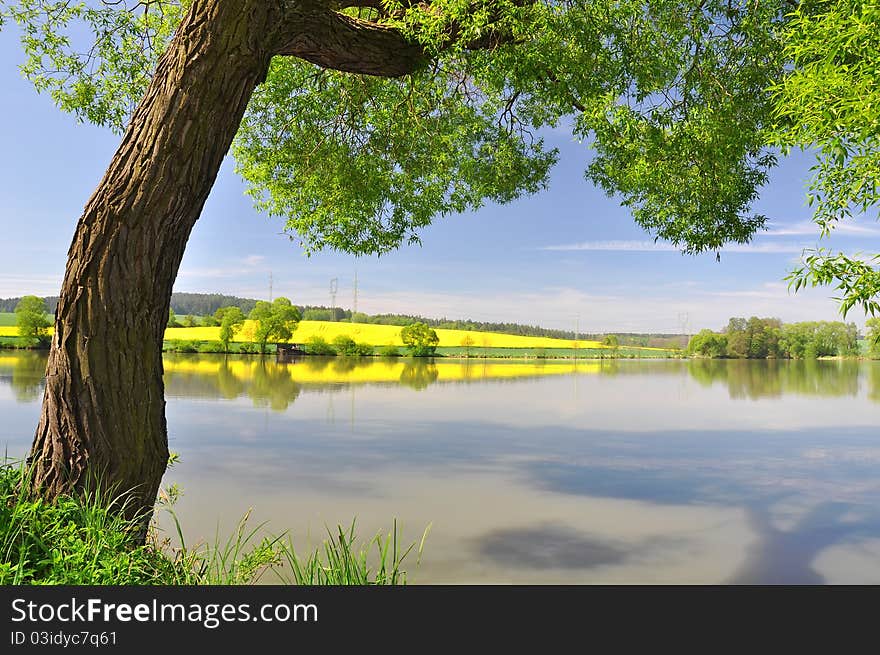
[218, 306, 245, 353]
[460, 335, 475, 357]
[182, 314, 196, 328]
[167, 309, 181, 328]
[400, 322, 440, 357]
[248, 297, 301, 354]
[773, 1, 880, 317]
[15, 296, 50, 347]
[602, 334, 620, 356]
[4, 0, 800, 523]
[687, 330, 727, 358]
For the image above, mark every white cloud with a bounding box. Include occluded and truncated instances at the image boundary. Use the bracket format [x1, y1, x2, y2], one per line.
[540, 240, 811, 254]
[0, 274, 63, 298]
[764, 220, 880, 237]
[241, 255, 266, 267]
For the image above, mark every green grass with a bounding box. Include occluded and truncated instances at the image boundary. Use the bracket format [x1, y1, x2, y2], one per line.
[0, 313, 17, 327]
[0, 461, 424, 585]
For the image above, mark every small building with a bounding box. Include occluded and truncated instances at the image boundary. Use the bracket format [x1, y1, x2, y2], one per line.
[276, 343, 306, 363]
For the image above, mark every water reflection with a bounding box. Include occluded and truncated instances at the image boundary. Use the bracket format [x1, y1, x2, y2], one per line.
[3, 353, 876, 405]
[2, 351, 880, 583]
[0, 351, 46, 402]
[688, 359, 862, 399]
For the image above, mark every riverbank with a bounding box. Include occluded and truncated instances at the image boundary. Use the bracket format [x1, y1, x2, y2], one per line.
[0, 462, 420, 585]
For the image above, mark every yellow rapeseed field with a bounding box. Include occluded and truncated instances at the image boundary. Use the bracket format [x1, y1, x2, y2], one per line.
[0, 321, 668, 351]
[153, 321, 610, 348]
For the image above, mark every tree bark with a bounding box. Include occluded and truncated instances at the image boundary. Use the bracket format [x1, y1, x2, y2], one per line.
[27, 0, 286, 527]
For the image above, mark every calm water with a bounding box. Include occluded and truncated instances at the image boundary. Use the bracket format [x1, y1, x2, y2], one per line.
[2, 352, 880, 583]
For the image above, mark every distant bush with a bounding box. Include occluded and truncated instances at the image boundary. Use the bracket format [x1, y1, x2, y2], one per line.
[379, 345, 401, 357]
[237, 342, 259, 354]
[305, 336, 337, 356]
[165, 339, 199, 353]
[333, 335, 357, 355]
[354, 342, 373, 356]
[198, 341, 224, 353]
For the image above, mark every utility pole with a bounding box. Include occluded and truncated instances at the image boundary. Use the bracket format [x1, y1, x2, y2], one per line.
[353, 270, 358, 317]
[329, 278, 338, 315]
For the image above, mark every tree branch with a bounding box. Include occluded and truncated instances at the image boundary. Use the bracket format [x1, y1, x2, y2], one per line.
[277, 11, 424, 78]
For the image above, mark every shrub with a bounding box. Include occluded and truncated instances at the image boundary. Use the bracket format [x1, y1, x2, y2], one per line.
[379, 345, 401, 357]
[304, 336, 336, 356]
[237, 342, 259, 354]
[198, 341, 224, 353]
[355, 342, 373, 356]
[333, 335, 358, 355]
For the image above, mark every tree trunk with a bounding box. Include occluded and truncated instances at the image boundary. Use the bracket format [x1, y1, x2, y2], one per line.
[25, 0, 427, 535]
[27, 0, 284, 529]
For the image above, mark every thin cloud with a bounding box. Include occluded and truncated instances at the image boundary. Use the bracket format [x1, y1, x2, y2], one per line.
[540, 240, 810, 254]
[764, 220, 880, 237]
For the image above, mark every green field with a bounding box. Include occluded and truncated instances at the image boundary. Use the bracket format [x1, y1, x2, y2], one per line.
[0, 312, 17, 326]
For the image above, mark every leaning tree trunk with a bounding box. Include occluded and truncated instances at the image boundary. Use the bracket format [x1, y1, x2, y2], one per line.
[27, 0, 284, 528]
[26, 0, 425, 533]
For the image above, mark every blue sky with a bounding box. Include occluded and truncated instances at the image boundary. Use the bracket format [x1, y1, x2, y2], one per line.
[1, 29, 879, 333]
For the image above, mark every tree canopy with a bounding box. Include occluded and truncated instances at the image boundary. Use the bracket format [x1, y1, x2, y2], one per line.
[3, 3, 802, 260]
[400, 322, 440, 356]
[248, 297, 302, 353]
[15, 295, 50, 346]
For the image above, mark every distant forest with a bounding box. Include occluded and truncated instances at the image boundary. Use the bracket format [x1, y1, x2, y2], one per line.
[0, 293, 688, 347]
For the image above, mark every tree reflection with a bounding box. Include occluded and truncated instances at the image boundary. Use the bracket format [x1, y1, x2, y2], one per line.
[248, 358, 302, 411]
[399, 360, 439, 390]
[687, 359, 860, 399]
[869, 363, 880, 404]
[0, 351, 48, 402]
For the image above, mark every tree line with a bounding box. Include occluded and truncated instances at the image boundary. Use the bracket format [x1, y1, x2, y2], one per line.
[687, 317, 878, 359]
[3, 293, 686, 345]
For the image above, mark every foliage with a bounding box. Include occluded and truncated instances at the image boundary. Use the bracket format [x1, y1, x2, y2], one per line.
[690, 316, 859, 359]
[165, 339, 199, 353]
[248, 297, 301, 354]
[687, 330, 728, 358]
[14, 295, 50, 347]
[303, 336, 336, 356]
[379, 345, 402, 357]
[236, 342, 259, 354]
[302, 308, 338, 322]
[282, 519, 429, 585]
[332, 335, 373, 357]
[0, 462, 419, 585]
[867, 318, 880, 359]
[197, 341, 224, 353]
[400, 322, 440, 357]
[602, 334, 620, 349]
[217, 306, 246, 353]
[167, 308, 181, 328]
[772, 1, 880, 317]
[3, 1, 797, 268]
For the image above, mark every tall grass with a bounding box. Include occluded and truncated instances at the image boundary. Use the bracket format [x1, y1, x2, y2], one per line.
[0, 460, 426, 585]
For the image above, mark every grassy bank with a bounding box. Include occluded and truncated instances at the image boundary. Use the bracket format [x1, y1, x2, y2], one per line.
[0, 462, 422, 585]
